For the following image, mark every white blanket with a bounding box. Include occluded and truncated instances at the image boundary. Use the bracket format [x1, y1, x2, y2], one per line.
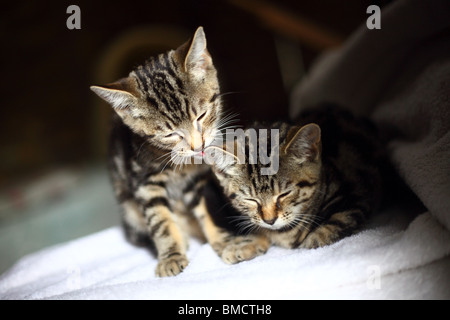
[1, 208, 449, 300]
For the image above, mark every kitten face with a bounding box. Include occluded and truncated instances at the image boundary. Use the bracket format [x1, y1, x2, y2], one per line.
[213, 123, 323, 231]
[91, 27, 222, 162]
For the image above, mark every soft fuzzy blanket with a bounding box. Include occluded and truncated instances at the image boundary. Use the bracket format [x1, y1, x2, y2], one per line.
[1, 209, 449, 299]
[1, 0, 449, 299]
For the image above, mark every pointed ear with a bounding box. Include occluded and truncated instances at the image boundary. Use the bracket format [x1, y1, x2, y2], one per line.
[90, 77, 139, 111]
[175, 26, 212, 78]
[283, 123, 321, 161]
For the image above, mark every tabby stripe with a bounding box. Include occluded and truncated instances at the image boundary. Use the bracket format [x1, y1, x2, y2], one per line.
[166, 108, 181, 127]
[144, 197, 171, 210]
[296, 180, 317, 188]
[163, 76, 175, 92]
[144, 180, 166, 188]
[165, 252, 183, 259]
[324, 219, 348, 230]
[164, 120, 174, 131]
[250, 177, 258, 191]
[204, 113, 217, 129]
[145, 213, 156, 225]
[187, 192, 202, 210]
[238, 187, 248, 196]
[183, 97, 190, 114]
[167, 95, 184, 122]
[117, 190, 133, 203]
[149, 220, 165, 237]
[256, 164, 264, 185]
[170, 55, 179, 71]
[191, 105, 198, 117]
[160, 225, 170, 237]
[323, 222, 353, 239]
[247, 163, 254, 181]
[152, 55, 164, 70]
[141, 65, 154, 91]
[164, 54, 177, 79]
[136, 69, 149, 93]
[210, 93, 219, 103]
[291, 228, 307, 248]
[185, 187, 207, 209]
[291, 196, 311, 207]
[320, 197, 342, 216]
[146, 70, 164, 102]
[161, 96, 176, 116]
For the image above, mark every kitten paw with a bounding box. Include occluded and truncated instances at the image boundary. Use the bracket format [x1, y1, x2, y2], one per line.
[300, 231, 338, 249]
[155, 254, 189, 277]
[219, 236, 269, 264]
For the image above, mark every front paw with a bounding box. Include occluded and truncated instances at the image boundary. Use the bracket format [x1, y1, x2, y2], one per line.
[155, 254, 189, 277]
[218, 236, 269, 264]
[300, 229, 339, 249]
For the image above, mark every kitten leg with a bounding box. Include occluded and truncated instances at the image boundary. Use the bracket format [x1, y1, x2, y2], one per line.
[300, 209, 365, 249]
[192, 197, 270, 264]
[136, 185, 188, 277]
[121, 199, 152, 247]
[147, 205, 189, 277]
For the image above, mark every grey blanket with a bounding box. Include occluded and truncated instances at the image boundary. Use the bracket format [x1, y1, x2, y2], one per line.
[290, 0, 450, 231]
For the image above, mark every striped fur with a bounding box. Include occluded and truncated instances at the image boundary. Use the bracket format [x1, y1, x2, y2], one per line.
[212, 104, 384, 250]
[91, 27, 235, 277]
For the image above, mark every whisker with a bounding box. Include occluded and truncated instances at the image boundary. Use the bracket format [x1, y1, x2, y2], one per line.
[217, 111, 240, 129]
[218, 91, 245, 99]
[154, 151, 173, 162]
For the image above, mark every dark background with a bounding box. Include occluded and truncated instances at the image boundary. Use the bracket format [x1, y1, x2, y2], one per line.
[1, 0, 391, 187]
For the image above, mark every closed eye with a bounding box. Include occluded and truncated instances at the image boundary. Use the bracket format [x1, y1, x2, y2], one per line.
[194, 111, 207, 131]
[164, 132, 181, 139]
[276, 191, 291, 209]
[245, 198, 261, 206]
[196, 111, 207, 122]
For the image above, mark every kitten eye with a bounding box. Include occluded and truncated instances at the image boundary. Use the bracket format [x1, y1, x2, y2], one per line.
[164, 132, 180, 139]
[196, 111, 207, 122]
[245, 198, 260, 206]
[276, 191, 291, 209]
[194, 111, 207, 131]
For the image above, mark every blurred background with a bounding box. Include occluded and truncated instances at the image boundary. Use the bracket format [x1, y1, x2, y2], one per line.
[0, 0, 391, 273]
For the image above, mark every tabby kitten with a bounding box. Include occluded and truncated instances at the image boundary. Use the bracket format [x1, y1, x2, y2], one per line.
[91, 27, 254, 277]
[209, 105, 383, 250]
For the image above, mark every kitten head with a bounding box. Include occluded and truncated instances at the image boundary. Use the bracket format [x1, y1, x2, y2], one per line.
[212, 122, 323, 231]
[91, 26, 222, 162]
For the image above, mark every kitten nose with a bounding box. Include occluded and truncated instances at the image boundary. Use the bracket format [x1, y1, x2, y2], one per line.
[263, 217, 277, 226]
[190, 130, 204, 151]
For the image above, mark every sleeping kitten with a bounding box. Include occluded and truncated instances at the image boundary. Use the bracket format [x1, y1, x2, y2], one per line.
[91, 27, 257, 277]
[209, 105, 383, 250]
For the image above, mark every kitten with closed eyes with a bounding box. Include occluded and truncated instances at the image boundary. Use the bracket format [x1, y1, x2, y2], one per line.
[207, 105, 383, 251]
[91, 27, 265, 277]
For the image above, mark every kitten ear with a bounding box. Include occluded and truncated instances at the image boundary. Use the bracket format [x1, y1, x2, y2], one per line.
[283, 123, 321, 161]
[177, 26, 213, 78]
[90, 77, 139, 111]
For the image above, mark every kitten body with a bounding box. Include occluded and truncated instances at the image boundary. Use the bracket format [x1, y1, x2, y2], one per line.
[91, 27, 254, 277]
[211, 105, 383, 249]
